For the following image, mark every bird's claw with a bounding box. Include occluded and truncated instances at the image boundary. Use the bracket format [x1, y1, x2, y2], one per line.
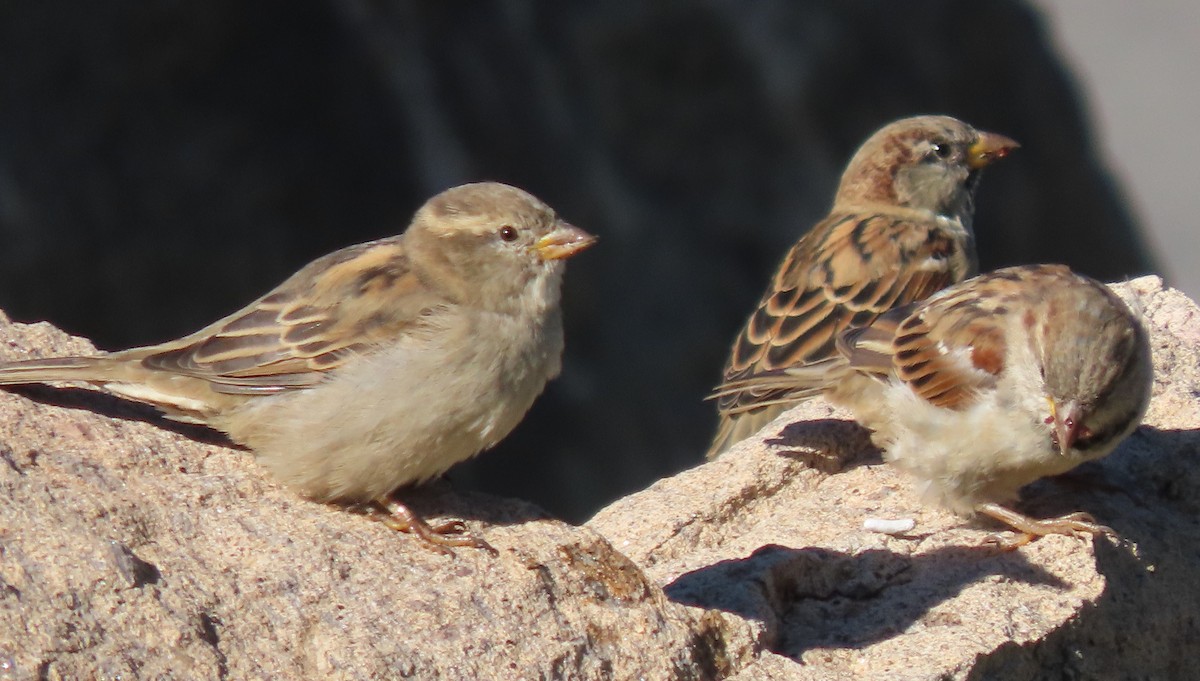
[369, 499, 498, 557]
[976, 503, 1117, 551]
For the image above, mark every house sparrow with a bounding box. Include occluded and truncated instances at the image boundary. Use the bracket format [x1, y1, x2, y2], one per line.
[713, 264, 1153, 547]
[709, 115, 1018, 457]
[0, 182, 596, 553]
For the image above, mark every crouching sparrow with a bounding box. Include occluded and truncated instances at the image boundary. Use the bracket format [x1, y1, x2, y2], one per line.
[713, 264, 1153, 548]
[0, 182, 596, 553]
[710, 115, 1018, 457]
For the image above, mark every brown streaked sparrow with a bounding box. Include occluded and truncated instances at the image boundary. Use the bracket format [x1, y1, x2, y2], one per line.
[709, 115, 1018, 457]
[0, 182, 596, 553]
[713, 264, 1153, 548]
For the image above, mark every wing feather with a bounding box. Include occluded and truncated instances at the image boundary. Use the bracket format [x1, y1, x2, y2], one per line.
[840, 285, 1010, 410]
[134, 236, 449, 395]
[718, 210, 972, 416]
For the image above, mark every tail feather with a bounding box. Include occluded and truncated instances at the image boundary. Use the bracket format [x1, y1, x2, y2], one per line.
[0, 356, 114, 385]
[0, 355, 217, 424]
[706, 359, 845, 459]
[706, 405, 787, 459]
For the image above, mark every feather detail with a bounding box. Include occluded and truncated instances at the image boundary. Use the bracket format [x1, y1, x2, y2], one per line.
[130, 237, 452, 394]
[717, 210, 971, 418]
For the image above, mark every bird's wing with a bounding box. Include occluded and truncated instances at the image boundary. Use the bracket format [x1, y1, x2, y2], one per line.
[840, 281, 1010, 410]
[136, 235, 451, 395]
[717, 210, 972, 416]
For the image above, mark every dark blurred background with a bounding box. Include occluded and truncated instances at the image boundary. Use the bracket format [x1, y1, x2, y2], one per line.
[0, 1, 1161, 522]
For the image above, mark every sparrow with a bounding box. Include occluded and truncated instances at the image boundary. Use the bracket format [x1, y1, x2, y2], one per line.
[713, 264, 1154, 548]
[709, 115, 1018, 458]
[0, 182, 596, 553]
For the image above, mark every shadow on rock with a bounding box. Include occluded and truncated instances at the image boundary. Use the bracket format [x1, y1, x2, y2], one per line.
[1001, 425, 1200, 546]
[665, 543, 1065, 660]
[4, 383, 240, 448]
[765, 418, 883, 474]
[394, 484, 558, 531]
[965, 424, 1200, 679]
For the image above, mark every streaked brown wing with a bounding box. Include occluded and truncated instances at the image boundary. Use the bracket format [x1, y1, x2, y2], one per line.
[137, 235, 448, 394]
[842, 283, 1009, 410]
[717, 210, 971, 416]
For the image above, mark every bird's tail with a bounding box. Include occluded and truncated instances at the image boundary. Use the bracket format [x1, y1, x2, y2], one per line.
[0, 354, 214, 425]
[707, 362, 839, 415]
[0, 356, 117, 385]
[704, 359, 845, 459]
[706, 405, 788, 459]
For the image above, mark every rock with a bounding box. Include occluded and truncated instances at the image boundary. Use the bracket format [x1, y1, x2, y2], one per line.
[1, 277, 1198, 678]
[0, 1, 1159, 522]
[0, 316, 735, 679]
[589, 276, 1200, 679]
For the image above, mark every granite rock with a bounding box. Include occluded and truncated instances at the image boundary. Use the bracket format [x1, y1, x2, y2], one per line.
[590, 276, 1200, 680]
[1, 277, 1196, 679]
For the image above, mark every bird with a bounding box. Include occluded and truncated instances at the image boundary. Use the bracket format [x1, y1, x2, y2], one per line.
[0, 181, 596, 553]
[712, 264, 1154, 548]
[709, 115, 1018, 458]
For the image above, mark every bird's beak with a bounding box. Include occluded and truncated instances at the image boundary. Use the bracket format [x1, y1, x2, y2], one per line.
[1049, 398, 1083, 453]
[967, 131, 1020, 169]
[534, 222, 597, 261]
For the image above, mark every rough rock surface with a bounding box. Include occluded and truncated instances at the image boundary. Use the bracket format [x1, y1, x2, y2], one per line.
[1, 275, 1197, 680]
[589, 275, 1200, 680]
[0, 318, 734, 679]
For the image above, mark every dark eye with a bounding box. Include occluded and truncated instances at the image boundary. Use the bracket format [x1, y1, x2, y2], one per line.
[498, 225, 519, 242]
[931, 141, 952, 160]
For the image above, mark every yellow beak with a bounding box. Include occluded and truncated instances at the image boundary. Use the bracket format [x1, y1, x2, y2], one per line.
[967, 131, 1020, 169]
[534, 222, 598, 261]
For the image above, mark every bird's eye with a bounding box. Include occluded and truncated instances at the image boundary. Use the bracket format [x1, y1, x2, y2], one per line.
[931, 142, 952, 160]
[498, 225, 519, 242]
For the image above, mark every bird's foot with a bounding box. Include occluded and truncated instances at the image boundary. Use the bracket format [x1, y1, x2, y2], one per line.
[369, 498, 497, 557]
[975, 502, 1116, 551]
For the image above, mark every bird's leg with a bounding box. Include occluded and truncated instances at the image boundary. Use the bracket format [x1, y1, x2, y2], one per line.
[369, 498, 497, 556]
[975, 502, 1117, 551]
